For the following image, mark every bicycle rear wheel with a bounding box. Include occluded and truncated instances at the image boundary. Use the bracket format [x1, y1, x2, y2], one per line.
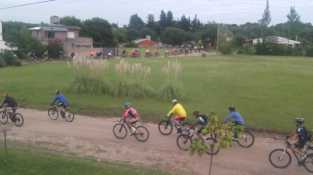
[237, 130, 255, 148]
[0, 111, 8, 125]
[134, 126, 150, 142]
[158, 120, 173, 136]
[176, 134, 192, 151]
[113, 123, 128, 140]
[304, 153, 313, 173]
[14, 113, 24, 127]
[48, 108, 58, 120]
[268, 148, 292, 169]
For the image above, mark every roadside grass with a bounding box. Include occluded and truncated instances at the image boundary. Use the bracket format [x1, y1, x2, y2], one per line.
[0, 147, 170, 175]
[0, 55, 313, 132]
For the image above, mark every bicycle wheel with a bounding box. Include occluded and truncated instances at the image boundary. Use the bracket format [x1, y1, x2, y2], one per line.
[304, 153, 313, 173]
[204, 135, 220, 155]
[268, 148, 292, 169]
[134, 126, 150, 142]
[14, 113, 24, 127]
[113, 123, 128, 140]
[48, 108, 59, 120]
[158, 120, 173, 135]
[237, 130, 255, 148]
[176, 134, 192, 151]
[0, 111, 8, 125]
[64, 111, 75, 122]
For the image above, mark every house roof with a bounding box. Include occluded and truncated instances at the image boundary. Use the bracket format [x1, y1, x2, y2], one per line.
[29, 24, 80, 32]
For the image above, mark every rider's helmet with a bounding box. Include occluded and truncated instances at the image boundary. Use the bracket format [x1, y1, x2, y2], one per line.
[193, 111, 200, 117]
[123, 102, 131, 109]
[171, 99, 178, 104]
[228, 106, 236, 112]
[295, 118, 304, 127]
[55, 90, 61, 95]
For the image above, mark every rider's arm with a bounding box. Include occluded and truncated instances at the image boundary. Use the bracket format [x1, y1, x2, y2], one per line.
[224, 114, 232, 123]
[167, 105, 177, 117]
[50, 96, 58, 106]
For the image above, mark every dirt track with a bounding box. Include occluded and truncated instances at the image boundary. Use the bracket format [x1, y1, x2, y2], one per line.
[2, 109, 309, 175]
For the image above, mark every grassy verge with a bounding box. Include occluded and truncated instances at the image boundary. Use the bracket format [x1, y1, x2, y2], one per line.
[0, 55, 313, 132]
[0, 146, 170, 175]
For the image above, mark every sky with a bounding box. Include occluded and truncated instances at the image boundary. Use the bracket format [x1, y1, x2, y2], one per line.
[0, 0, 312, 25]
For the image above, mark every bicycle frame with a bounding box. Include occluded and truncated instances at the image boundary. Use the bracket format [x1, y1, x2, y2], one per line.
[283, 141, 304, 163]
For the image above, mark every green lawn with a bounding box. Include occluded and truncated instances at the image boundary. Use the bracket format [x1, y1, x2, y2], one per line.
[0, 55, 313, 132]
[0, 148, 169, 175]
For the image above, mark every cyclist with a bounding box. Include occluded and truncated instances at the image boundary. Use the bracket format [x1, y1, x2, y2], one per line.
[294, 118, 309, 155]
[51, 90, 69, 117]
[224, 106, 245, 138]
[192, 111, 209, 133]
[123, 102, 140, 134]
[0, 93, 18, 121]
[167, 99, 187, 133]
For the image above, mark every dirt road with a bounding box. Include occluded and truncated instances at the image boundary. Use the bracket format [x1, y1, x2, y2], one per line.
[3, 109, 309, 175]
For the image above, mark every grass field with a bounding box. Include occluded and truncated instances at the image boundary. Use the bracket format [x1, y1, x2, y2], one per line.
[0, 148, 169, 175]
[0, 55, 313, 132]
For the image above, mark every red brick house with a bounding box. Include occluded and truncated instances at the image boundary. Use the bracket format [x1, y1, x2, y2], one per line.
[134, 36, 159, 48]
[29, 16, 93, 57]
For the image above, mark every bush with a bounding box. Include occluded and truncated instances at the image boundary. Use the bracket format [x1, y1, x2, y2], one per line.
[0, 57, 6, 67]
[0, 50, 22, 67]
[219, 42, 234, 55]
[305, 46, 313, 57]
[255, 43, 304, 56]
[237, 46, 256, 55]
[48, 40, 64, 59]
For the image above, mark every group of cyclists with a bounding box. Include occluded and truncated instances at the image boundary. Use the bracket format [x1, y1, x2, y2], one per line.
[0, 91, 310, 160]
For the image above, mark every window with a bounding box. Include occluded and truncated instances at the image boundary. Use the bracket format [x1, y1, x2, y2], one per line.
[48, 31, 55, 39]
[67, 32, 75, 39]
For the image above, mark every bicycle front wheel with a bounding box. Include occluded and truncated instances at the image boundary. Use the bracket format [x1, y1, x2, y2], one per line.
[134, 126, 150, 142]
[268, 148, 292, 169]
[48, 108, 58, 120]
[176, 134, 192, 151]
[158, 120, 173, 136]
[204, 136, 220, 155]
[14, 113, 24, 127]
[113, 123, 128, 140]
[0, 111, 8, 125]
[304, 153, 313, 173]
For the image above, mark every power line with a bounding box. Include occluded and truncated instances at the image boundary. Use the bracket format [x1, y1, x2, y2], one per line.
[0, 0, 56, 10]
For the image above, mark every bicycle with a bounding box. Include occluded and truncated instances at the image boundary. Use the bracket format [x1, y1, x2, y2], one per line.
[176, 126, 220, 155]
[48, 105, 75, 122]
[158, 116, 188, 135]
[269, 137, 313, 173]
[112, 118, 150, 142]
[0, 107, 24, 127]
[233, 126, 255, 148]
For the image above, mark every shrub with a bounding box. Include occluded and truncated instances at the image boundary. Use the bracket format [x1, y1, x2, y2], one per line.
[305, 46, 313, 57]
[0, 50, 22, 67]
[48, 40, 64, 59]
[219, 42, 234, 55]
[237, 46, 256, 55]
[255, 43, 304, 56]
[0, 57, 6, 67]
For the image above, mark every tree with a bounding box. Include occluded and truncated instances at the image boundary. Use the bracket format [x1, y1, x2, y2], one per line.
[60, 16, 82, 27]
[179, 15, 191, 31]
[160, 10, 167, 30]
[161, 27, 192, 45]
[287, 7, 301, 23]
[191, 15, 201, 32]
[147, 14, 155, 29]
[166, 11, 174, 27]
[258, 0, 271, 26]
[81, 18, 115, 47]
[127, 14, 145, 41]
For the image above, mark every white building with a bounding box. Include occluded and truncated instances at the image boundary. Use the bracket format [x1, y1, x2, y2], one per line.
[252, 36, 301, 47]
[0, 21, 13, 52]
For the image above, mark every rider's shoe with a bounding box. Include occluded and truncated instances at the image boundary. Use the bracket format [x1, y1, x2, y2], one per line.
[130, 127, 137, 136]
[298, 154, 307, 166]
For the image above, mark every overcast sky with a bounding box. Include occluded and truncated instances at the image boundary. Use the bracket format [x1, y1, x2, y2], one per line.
[0, 0, 312, 25]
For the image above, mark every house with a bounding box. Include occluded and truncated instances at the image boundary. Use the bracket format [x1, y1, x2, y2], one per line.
[134, 36, 159, 48]
[251, 36, 301, 47]
[29, 16, 93, 57]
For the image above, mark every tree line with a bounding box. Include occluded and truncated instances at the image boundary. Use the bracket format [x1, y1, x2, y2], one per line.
[2, 6, 313, 59]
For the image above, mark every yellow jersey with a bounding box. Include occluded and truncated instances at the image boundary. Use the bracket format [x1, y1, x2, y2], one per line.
[167, 103, 187, 118]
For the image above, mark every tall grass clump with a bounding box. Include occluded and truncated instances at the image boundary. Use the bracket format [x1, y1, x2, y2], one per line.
[159, 59, 184, 100]
[69, 58, 112, 95]
[114, 59, 154, 97]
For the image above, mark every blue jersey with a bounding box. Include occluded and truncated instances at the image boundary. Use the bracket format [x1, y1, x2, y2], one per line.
[53, 94, 69, 107]
[225, 111, 245, 125]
